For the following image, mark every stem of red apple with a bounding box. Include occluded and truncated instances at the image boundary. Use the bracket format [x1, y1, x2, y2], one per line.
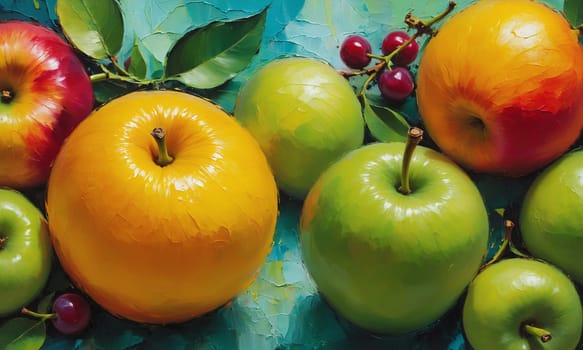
[21, 307, 57, 321]
[151, 127, 174, 167]
[398, 127, 423, 195]
[523, 324, 552, 343]
[1, 89, 13, 103]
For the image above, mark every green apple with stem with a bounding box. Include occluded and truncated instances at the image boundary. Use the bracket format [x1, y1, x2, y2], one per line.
[0, 187, 52, 316]
[463, 257, 583, 350]
[519, 149, 583, 286]
[299, 127, 490, 334]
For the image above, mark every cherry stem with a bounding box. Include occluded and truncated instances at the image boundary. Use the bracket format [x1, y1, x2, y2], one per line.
[0, 236, 6, 250]
[523, 324, 552, 343]
[151, 127, 174, 167]
[1, 89, 13, 103]
[407, 1, 457, 34]
[480, 220, 514, 271]
[21, 307, 57, 321]
[398, 127, 423, 195]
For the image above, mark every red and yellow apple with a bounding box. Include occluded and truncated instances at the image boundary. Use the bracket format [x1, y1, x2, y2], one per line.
[417, 0, 583, 176]
[46, 90, 279, 324]
[0, 21, 94, 188]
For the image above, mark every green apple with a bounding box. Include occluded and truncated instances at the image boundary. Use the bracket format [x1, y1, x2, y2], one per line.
[233, 56, 364, 199]
[463, 258, 582, 350]
[0, 187, 52, 316]
[519, 149, 583, 286]
[299, 128, 489, 334]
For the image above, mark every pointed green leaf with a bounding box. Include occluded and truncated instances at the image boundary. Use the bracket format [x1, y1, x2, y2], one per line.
[564, 0, 583, 27]
[0, 318, 46, 350]
[56, 0, 124, 59]
[127, 40, 148, 80]
[363, 99, 410, 143]
[165, 8, 267, 89]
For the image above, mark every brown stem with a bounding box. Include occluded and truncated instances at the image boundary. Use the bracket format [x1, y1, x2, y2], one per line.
[398, 127, 424, 195]
[151, 128, 174, 167]
[1, 89, 14, 103]
[0, 236, 6, 250]
[480, 220, 514, 271]
[523, 324, 552, 343]
[405, 1, 456, 36]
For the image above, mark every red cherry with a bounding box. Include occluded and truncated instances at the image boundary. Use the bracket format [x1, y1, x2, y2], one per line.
[51, 293, 91, 335]
[340, 35, 372, 69]
[378, 67, 415, 101]
[381, 31, 419, 66]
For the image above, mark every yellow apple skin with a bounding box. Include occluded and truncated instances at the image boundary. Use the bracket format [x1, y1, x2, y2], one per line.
[46, 90, 279, 324]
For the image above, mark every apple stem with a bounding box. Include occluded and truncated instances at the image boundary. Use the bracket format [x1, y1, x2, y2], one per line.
[1, 89, 13, 103]
[479, 220, 514, 271]
[0, 236, 6, 250]
[21, 307, 57, 321]
[151, 127, 174, 167]
[398, 127, 424, 195]
[523, 324, 552, 343]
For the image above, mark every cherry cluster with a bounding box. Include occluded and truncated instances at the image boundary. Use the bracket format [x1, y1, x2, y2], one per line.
[339, 31, 419, 102]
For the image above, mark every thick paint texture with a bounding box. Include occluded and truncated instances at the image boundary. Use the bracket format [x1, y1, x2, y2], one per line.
[417, 0, 583, 176]
[463, 258, 583, 350]
[45, 90, 279, 324]
[520, 149, 583, 286]
[0, 188, 52, 316]
[234, 57, 364, 199]
[0, 21, 93, 188]
[300, 142, 489, 334]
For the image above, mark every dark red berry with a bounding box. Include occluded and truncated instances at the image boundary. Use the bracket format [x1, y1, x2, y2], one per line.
[51, 293, 91, 335]
[340, 35, 372, 69]
[381, 31, 419, 66]
[378, 67, 415, 101]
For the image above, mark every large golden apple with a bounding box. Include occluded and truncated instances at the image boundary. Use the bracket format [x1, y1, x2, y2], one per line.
[46, 90, 278, 324]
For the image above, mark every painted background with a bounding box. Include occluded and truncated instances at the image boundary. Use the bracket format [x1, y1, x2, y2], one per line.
[0, 0, 573, 349]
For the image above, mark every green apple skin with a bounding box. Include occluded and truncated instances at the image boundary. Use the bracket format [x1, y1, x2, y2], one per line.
[463, 258, 582, 350]
[299, 142, 489, 334]
[0, 188, 52, 316]
[233, 57, 364, 199]
[519, 149, 583, 286]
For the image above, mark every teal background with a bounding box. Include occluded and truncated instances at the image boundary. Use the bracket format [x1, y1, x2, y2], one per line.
[0, 0, 578, 349]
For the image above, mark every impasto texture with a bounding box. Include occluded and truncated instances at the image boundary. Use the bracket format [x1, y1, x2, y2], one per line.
[0, 0, 574, 349]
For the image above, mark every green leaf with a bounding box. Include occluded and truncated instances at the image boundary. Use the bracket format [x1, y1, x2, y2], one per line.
[0, 318, 46, 350]
[127, 39, 148, 80]
[164, 8, 268, 89]
[564, 0, 583, 27]
[56, 0, 124, 59]
[92, 80, 134, 105]
[363, 99, 410, 143]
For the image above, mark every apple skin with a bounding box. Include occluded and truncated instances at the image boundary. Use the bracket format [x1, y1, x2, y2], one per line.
[463, 258, 583, 350]
[0, 21, 94, 189]
[0, 187, 52, 316]
[519, 149, 583, 286]
[416, 0, 583, 176]
[234, 57, 364, 199]
[299, 142, 489, 334]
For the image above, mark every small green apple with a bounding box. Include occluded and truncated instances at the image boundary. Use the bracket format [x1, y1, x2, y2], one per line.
[300, 128, 489, 334]
[463, 258, 582, 350]
[233, 56, 364, 199]
[519, 149, 583, 286]
[0, 187, 52, 316]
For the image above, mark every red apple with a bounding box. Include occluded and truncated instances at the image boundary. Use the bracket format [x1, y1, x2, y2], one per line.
[0, 20, 94, 188]
[416, 0, 583, 176]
